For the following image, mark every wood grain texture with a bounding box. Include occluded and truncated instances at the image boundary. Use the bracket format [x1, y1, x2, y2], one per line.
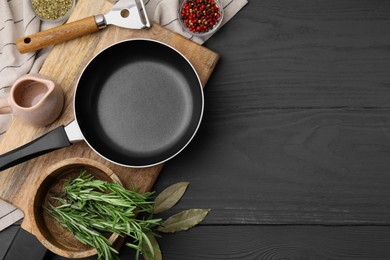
[29, 158, 122, 258]
[150, 0, 390, 225]
[155, 109, 390, 225]
[4, 0, 390, 259]
[3, 224, 390, 260]
[0, 0, 218, 237]
[46, 225, 390, 259]
[16, 16, 99, 54]
[204, 0, 390, 109]
[136, 226, 390, 260]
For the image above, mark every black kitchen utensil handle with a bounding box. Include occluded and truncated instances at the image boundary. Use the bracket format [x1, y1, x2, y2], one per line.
[0, 126, 71, 171]
[4, 228, 49, 260]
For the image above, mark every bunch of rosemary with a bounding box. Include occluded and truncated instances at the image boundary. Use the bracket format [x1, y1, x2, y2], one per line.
[47, 172, 161, 260]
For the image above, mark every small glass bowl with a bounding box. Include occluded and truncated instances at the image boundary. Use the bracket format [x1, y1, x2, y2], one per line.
[30, 0, 76, 23]
[178, 0, 224, 37]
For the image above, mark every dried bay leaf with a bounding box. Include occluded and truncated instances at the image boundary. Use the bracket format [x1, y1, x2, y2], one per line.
[153, 182, 189, 214]
[157, 209, 210, 233]
[142, 233, 162, 260]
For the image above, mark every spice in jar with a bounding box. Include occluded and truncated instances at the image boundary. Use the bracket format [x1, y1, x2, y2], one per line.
[180, 0, 222, 34]
[31, 0, 74, 21]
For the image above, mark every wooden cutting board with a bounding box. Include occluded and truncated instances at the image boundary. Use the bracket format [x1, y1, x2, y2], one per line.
[0, 0, 219, 234]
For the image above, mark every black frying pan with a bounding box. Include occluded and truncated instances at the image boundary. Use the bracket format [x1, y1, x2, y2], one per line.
[0, 39, 203, 171]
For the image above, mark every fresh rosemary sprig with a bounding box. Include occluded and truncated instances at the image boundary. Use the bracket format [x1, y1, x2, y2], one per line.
[46, 171, 161, 260]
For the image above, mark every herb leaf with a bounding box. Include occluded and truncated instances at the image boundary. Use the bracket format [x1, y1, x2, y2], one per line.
[47, 171, 161, 260]
[153, 182, 189, 214]
[157, 209, 210, 233]
[142, 233, 162, 260]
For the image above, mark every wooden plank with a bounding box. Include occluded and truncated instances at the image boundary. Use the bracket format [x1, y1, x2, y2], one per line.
[153, 109, 390, 224]
[0, 0, 218, 236]
[131, 225, 390, 259]
[204, 0, 390, 109]
[7, 225, 390, 259]
[6, 224, 390, 259]
[145, 0, 390, 225]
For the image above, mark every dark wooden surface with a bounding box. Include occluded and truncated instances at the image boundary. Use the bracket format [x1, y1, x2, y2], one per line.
[2, 0, 390, 259]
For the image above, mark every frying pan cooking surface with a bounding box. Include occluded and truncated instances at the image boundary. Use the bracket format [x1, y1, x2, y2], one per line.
[75, 40, 203, 167]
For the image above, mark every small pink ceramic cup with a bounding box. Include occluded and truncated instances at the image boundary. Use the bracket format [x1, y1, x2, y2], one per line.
[0, 74, 64, 127]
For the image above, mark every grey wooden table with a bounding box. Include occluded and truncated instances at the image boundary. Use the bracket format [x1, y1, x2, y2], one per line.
[2, 0, 390, 259]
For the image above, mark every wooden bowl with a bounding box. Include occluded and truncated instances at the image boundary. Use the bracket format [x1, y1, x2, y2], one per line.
[29, 158, 122, 258]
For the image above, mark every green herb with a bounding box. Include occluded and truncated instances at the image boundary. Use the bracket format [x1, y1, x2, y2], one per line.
[152, 182, 210, 233]
[153, 182, 189, 214]
[48, 173, 211, 260]
[142, 233, 162, 260]
[157, 209, 210, 233]
[47, 171, 161, 260]
[31, 0, 73, 21]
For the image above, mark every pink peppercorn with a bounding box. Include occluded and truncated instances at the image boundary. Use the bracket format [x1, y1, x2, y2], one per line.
[179, 0, 223, 34]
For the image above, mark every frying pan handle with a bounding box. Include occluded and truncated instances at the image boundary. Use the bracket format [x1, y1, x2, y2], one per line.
[16, 16, 101, 54]
[0, 126, 71, 171]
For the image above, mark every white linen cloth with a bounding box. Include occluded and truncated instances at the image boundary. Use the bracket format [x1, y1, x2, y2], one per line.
[0, 0, 63, 231]
[0, 0, 247, 231]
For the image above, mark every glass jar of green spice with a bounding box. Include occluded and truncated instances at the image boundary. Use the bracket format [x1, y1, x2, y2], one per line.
[31, 0, 76, 22]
